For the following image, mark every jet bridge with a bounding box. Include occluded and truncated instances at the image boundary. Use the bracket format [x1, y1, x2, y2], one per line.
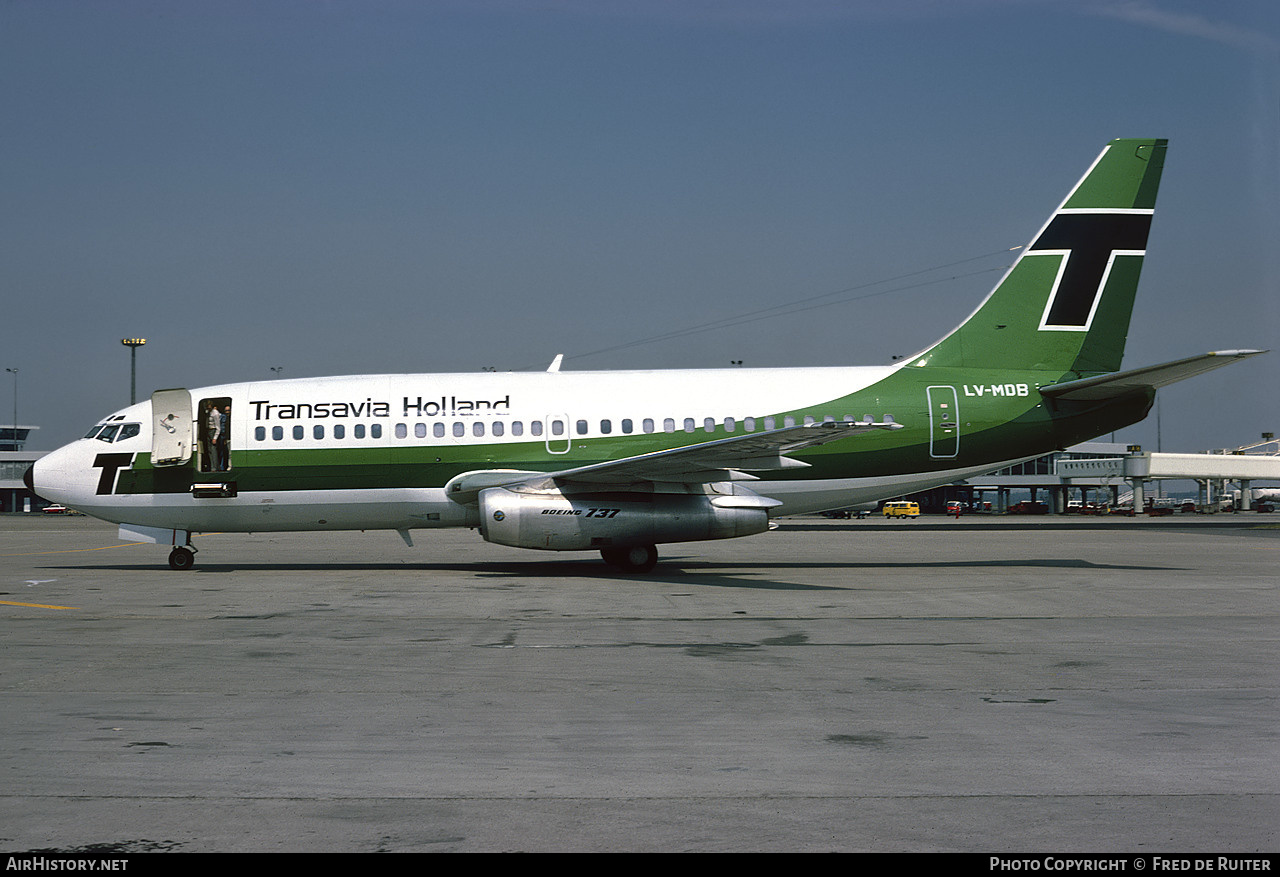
[1057, 446, 1280, 511]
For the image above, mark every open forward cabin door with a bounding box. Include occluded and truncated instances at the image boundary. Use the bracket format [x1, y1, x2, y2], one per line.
[150, 388, 192, 467]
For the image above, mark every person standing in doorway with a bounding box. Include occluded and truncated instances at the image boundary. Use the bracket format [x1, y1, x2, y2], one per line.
[219, 405, 231, 470]
[205, 402, 222, 472]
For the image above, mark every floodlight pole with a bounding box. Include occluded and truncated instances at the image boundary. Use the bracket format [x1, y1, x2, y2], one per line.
[122, 338, 146, 405]
[4, 368, 16, 439]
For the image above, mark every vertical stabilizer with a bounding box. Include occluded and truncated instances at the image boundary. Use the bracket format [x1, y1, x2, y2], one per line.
[915, 138, 1167, 374]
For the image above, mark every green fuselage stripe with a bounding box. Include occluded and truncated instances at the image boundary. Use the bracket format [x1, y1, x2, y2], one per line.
[114, 369, 1153, 496]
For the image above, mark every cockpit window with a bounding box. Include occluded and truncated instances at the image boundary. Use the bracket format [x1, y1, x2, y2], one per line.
[84, 422, 141, 443]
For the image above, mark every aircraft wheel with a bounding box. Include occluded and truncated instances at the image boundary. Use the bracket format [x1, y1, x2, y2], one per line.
[168, 547, 195, 571]
[601, 544, 658, 573]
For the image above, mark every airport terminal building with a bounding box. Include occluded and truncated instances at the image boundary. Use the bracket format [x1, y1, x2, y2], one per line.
[902, 439, 1280, 514]
[0, 426, 44, 513]
[901, 441, 1130, 514]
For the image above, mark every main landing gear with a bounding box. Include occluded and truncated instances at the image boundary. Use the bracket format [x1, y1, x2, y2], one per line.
[168, 545, 197, 571]
[600, 544, 659, 573]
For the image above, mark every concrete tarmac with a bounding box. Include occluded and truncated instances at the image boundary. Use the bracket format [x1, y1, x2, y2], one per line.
[1, 514, 1277, 852]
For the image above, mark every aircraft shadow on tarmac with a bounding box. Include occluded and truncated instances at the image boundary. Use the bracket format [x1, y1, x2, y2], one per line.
[36, 555, 1184, 592]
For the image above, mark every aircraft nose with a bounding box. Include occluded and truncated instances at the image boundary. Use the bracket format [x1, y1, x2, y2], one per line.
[28, 443, 84, 508]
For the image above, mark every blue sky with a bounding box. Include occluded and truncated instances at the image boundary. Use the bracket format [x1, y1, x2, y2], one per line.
[3, 0, 1277, 453]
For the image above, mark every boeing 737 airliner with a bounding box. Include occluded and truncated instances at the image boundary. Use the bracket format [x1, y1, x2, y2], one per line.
[28, 139, 1264, 571]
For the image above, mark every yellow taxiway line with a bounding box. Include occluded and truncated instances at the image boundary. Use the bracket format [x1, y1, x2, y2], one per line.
[0, 600, 78, 610]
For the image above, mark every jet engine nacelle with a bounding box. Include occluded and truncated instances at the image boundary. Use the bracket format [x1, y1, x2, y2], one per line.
[477, 486, 777, 551]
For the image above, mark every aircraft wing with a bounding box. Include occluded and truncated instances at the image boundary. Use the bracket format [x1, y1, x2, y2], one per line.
[444, 420, 902, 501]
[1039, 350, 1267, 402]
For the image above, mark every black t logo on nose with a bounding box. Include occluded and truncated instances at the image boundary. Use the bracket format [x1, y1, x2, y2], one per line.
[93, 453, 134, 495]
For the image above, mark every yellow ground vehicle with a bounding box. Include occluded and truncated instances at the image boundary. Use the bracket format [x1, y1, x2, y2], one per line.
[882, 501, 920, 518]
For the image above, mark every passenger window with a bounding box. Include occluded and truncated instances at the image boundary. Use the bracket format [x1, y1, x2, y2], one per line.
[512, 421, 524, 436]
[395, 423, 408, 439]
[643, 419, 655, 434]
[683, 418, 695, 433]
[663, 418, 675, 433]
[334, 424, 345, 439]
[293, 425, 304, 440]
[492, 421, 504, 437]
[804, 416, 815, 426]
[355, 424, 366, 439]
[724, 417, 736, 432]
[621, 419, 633, 434]
[551, 421, 564, 436]
[531, 421, 543, 437]
[576, 419, 588, 435]
[272, 426, 284, 441]
[415, 423, 427, 438]
[370, 424, 382, 439]
[473, 422, 484, 437]
[434, 423, 445, 438]
[314, 425, 325, 440]
[703, 418, 715, 432]
[255, 427, 266, 442]
[600, 419, 612, 434]
[764, 417, 775, 430]
[453, 422, 465, 437]
[784, 416, 796, 428]
[744, 417, 755, 431]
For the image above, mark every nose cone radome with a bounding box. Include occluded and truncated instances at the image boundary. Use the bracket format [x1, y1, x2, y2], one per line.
[30, 442, 84, 508]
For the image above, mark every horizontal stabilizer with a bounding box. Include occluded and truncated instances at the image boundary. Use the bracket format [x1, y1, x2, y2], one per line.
[1039, 350, 1266, 401]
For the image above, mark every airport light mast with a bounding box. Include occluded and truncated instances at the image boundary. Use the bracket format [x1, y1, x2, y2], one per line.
[122, 338, 146, 405]
[5, 368, 15, 443]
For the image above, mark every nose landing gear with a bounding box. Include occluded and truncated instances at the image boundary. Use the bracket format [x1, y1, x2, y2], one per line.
[119, 525, 198, 571]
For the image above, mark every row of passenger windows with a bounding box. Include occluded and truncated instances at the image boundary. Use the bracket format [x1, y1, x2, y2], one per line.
[255, 423, 384, 442]
[251, 414, 875, 443]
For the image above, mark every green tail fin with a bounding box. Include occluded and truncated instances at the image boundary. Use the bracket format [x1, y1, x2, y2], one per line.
[915, 138, 1167, 374]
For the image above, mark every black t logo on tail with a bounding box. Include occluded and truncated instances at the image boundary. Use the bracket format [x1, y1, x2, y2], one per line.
[93, 453, 134, 495]
[1030, 212, 1151, 329]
